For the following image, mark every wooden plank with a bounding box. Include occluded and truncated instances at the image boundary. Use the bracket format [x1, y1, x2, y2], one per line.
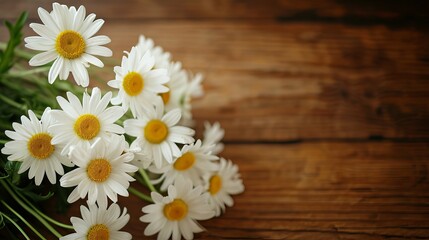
[100, 21, 429, 141]
[1, 0, 428, 23]
[40, 142, 429, 239]
[2, 22, 429, 141]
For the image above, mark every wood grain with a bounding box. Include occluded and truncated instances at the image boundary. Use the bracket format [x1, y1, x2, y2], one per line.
[2, 21, 428, 141]
[65, 21, 429, 141]
[40, 142, 429, 239]
[1, 0, 429, 239]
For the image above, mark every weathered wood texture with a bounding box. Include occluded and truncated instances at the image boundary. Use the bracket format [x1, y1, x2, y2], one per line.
[44, 143, 429, 239]
[1, 0, 429, 239]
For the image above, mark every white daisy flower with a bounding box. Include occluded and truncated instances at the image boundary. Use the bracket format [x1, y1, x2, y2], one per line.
[202, 121, 225, 155]
[204, 158, 244, 217]
[1, 108, 72, 185]
[49, 87, 124, 155]
[24, 2, 112, 87]
[137, 34, 171, 69]
[124, 98, 195, 169]
[60, 201, 131, 240]
[150, 139, 218, 191]
[180, 73, 204, 126]
[108, 46, 170, 118]
[60, 134, 138, 206]
[140, 177, 214, 240]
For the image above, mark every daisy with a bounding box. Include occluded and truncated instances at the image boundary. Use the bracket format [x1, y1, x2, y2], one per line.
[140, 177, 214, 240]
[150, 139, 219, 191]
[204, 158, 244, 217]
[180, 73, 204, 126]
[137, 34, 171, 69]
[124, 98, 195, 168]
[1, 108, 72, 185]
[60, 201, 131, 240]
[25, 2, 112, 87]
[202, 121, 225, 155]
[108, 46, 170, 117]
[60, 134, 138, 206]
[49, 87, 124, 155]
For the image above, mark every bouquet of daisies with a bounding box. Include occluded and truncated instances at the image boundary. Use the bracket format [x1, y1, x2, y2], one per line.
[0, 3, 244, 240]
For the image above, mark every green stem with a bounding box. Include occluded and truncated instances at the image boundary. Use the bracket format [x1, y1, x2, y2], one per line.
[0, 212, 30, 240]
[128, 187, 153, 203]
[14, 189, 73, 230]
[1, 200, 47, 240]
[6, 66, 50, 77]
[139, 168, 157, 193]
[134, 173, 146, 186]
[0, 179, 62, 238]
[0, 140, 8, 144]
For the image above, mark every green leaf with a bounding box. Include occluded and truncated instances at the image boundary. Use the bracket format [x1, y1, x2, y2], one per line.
[0, 11, 28, 74]
[4, 21, 13, 32]
[14, 185, 54, 202]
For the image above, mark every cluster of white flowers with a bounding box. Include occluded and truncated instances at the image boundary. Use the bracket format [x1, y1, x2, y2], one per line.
[1, 2, 244, 240]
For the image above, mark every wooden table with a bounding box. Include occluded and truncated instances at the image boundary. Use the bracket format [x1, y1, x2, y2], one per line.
[2, 1, 429, 239]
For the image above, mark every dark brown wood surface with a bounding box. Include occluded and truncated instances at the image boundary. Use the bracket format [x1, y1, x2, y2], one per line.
[1, 0, 429, 239]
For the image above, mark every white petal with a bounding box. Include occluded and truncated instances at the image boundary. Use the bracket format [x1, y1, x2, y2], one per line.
[71, 61, 89, 87]
[29, 23, 56, 39]
[37, 7, 60, 32]
[86, 46, 112, 57]
[48, 57, 64, 84]
[87, 35, 111, 47]
[29, 51, 57, 66]
[162, 109, 181, 127]
[81, 53, 104, 68]
[25, 37, 55, 51]
[72, 6, 86, 31]
[82, 19, 104, 39]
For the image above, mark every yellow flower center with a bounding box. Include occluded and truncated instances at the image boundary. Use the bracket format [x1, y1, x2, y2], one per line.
[27, 133, 54, 160]
[144, 120, 168, 144]
[209, 175, 222, 195]
[87, 224, 109, 240]
[87, 159, 111, 182]
[74, 114, 100, 140]
[163, 199, 188, 221]
[55, 30, 85, 59]
[173, 152, 195, 171]
[123, 72, 144, 96]
[159, 89, 170, 104]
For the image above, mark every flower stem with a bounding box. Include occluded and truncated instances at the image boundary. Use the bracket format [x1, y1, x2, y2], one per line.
[0, 212, 30, 240]
[1, 200, 47, 240]
[139, 168, 157, 193]
[0, 179, 62, 238]
[128, 186, 153, 203]
[7, 66, 51, 77]
[14, 190, 74, 230]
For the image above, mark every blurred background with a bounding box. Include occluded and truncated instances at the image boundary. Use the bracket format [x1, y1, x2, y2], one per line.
[1, 0, 429, 239]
